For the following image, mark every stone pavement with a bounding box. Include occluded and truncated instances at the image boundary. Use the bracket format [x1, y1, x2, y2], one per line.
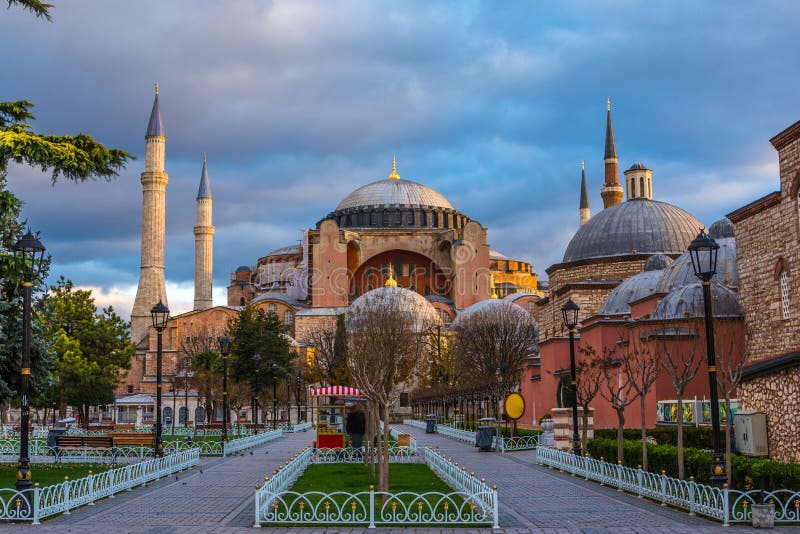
[4, 425, 797, 533]
[397, 424, 795, 534]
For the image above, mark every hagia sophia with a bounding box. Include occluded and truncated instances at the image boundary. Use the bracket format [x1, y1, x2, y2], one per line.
[120, 88, 800, 463]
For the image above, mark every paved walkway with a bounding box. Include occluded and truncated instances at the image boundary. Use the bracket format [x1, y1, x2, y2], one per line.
[5, 425, 796, 533]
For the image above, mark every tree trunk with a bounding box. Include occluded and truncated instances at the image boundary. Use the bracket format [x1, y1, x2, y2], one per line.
[581, 404, 590, 450]
[724, 392, 732, 484]
[172, 390, 177, 435]
[616, 408, 625, 463]
[676, 393, 684, 479]
[59, 391, 67, 419]
[381, 402, 390, 501]
[640, 394, 648, 471]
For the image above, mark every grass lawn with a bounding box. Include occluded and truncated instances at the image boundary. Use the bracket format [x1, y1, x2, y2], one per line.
[0, 464, 109, 488]
[264, 463, 490, 527]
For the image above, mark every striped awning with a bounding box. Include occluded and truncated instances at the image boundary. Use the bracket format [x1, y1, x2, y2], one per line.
[309, 385, 364, 397]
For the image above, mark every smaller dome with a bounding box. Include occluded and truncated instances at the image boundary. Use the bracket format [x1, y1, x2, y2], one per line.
[651, 282, 743, 320]
[598, 270, 662, 316]
[709, 218, 735, 239]
[347, 287, 440, 329]
[627, 162, 649, 171]
[655, 237, 738, 293]
[236, 265, 252, 273]
[452, 298, 538, 331]
[645, 254, 674, 271]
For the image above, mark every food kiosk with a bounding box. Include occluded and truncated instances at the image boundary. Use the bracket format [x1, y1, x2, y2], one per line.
[309, 385, 364, 449]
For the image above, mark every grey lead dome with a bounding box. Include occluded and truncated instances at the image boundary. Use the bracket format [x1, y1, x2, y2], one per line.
[562, 199, 701, 263]
[336, 178, 453, 210]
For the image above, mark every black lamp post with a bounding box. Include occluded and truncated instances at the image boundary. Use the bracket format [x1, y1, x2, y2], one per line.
[252, 353, 262, 428]
[218, 336, 232, 444]
[12, 230, 45, 508]
[295, 375, 303, 423]
[561, 298, 582, 456]
[688, 228, 726, 488]
[150, 300, 170, 458]
[271, 363, 280, 428]
[285, 372, 292, 424]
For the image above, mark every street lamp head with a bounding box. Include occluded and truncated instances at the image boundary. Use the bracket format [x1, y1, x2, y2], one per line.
[150, 301, 170, 332]
[271, 362, 280, 372]
[12, 229, 46, 281]
[218, 336, 232, 357]
[561, 298, 580, 331]
[252, 353, 262, 362]
[688, 228, 719, 282]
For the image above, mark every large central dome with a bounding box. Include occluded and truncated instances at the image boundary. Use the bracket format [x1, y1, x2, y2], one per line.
[563, 199, 701, 263]
[336, 178, 453, 210]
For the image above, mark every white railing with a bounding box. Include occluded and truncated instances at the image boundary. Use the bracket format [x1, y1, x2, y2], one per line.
[0, 437, 224, 461]
[254, 445, 498, 527]
[0, 448, 200, 523]
[498, 434, 539, 452]
[403, 419, 426, 431]
[313, 446, 419, 464]
[434, 424, 477, 445]
[224, 429, 283, 456]
[285, 421, 313, 433]
[380, 422, 418, 452]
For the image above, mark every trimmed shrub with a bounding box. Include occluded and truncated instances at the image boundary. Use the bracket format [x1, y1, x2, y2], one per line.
[593, 427, 715, 449]
[586, 438, 800, 490]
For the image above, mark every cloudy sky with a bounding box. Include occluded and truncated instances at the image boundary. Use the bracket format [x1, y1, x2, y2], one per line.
[2, 0, 798, 319]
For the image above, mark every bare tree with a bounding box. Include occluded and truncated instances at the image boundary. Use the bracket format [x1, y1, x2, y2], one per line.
[652, 320, 704, 479]
[598, 353, 639, 462]
[575, 346, 603, 450]
[621, 330, 661, 471]
[306, 314, 350, 385]
[452, 301, 538, 409]
[346, 288, 437, 495]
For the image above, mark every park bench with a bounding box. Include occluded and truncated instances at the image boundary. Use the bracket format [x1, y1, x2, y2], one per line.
[55, 435, 114, 451]
[109, 432, 153, 446]
[113, 423, 136, 431]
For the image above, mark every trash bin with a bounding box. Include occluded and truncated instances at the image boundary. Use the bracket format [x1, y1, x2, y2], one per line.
[425, 414, 437, 434]
[475, 417, 497, 451]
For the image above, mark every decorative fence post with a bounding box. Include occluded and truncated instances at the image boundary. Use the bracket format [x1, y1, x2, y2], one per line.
[722, 485, 730, 527]
[63, 477, 71, 515]
[660, 471, 667, 506]
[368, 485, 375, 528]
[688, 477, 696, 516]
[253, 485, 261, 527]
[492, 485, 500, 529]
[32, 484, 40, 525]
[88, 471, 95, 505]
[637, 465, 643, 498]
[616, 461, 623, 492]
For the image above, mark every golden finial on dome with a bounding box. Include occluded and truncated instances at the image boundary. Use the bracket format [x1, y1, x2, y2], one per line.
[388, 156, 400, 180]
[581, 160, 585, 171]
[607, 97, 611, 111]
[384, 264, 398, 287]
[490, 273, 498, 299]
[203, 152, 206, 163]
[155, 82, 159, 95]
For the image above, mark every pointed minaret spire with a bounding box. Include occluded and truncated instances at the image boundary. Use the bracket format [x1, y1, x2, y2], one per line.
[194, 153, 215, 311]
[600, 98, 623, 209]
[579, 160, 591, 226]
[388, 156, 400, 180]
[146, 84, 164, 138]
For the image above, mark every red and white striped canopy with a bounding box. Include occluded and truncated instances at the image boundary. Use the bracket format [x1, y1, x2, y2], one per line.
[309, 385, 364, 397]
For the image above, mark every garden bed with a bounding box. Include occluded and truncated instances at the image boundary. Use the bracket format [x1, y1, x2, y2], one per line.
[0, 464, 109, 487]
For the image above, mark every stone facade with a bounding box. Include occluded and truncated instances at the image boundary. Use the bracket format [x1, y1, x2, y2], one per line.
[728, 118, 800, 463]
[738, 368, 800, 462]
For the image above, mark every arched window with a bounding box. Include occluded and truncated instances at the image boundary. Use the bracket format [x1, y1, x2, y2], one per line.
[268, 303, 277, 314]
[195, 406, 206, 424]
[439, 309, 452, 325]
[283, 310, 294, 325]
[640, 177, 645, 198]
[631, 178, 636, 198]
[239, 297, 245, 306]
[178, 406, 188, 425]
[781, 269, 791, 319]
[163, 406, 173, 425]
[527, 301, 535, 314]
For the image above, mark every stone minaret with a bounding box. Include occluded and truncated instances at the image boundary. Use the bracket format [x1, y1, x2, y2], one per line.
[131, 85, 169, 343]
[579, 160, 591, 225]
[193, 153, 214, 311]
[600, 98, 623, 209]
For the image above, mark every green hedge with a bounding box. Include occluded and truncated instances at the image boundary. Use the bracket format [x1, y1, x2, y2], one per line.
[593, 427, 716, 449]
[586, 438, 800, 490]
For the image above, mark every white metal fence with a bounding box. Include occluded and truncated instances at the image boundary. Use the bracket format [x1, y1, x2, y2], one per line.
[536, 445, 800, 525]
[0, 448, 200, 523]
[254, 445, 499, 527]
[224, 429, 283, 455]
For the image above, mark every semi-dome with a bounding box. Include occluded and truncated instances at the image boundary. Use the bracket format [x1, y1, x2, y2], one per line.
[651, 282, 743, 320]
[347, 286, 441, 328]
[655, 236, 738, 293]
[628, 162, 650, 171]
[562, 199, 702, 263]
[336, 178, 453, 211]
[598, 269, 663, 316]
